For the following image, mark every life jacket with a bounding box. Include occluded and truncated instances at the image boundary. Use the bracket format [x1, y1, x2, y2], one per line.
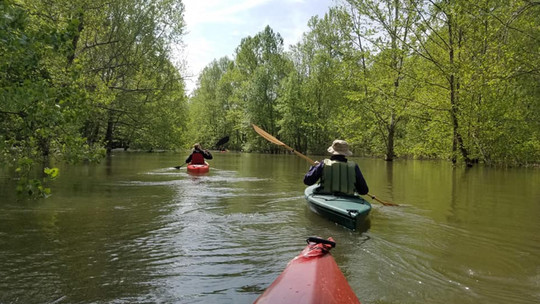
[320, 159, 357, 195]
[190, 151, 205, 164]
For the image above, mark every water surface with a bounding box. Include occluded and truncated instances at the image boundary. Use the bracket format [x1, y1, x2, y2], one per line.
[1, 152, 539, 303]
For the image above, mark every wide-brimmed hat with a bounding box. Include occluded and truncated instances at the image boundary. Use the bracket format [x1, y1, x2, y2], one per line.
[327, 139, 352, 156]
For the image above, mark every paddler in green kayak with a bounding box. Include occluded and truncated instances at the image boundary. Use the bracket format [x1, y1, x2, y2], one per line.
[303, 139, 369, 196]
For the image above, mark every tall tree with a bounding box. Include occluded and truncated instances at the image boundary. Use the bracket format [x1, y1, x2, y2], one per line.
[234, 26, 289, 152]
[1, 0, 189, 196]
[285, 12, 351, 155]
[188, 57, 234, 147]
[337, 0, 419, 160]
[409, 0, 540, 166]
[455, 0, 540, 165]
[70, 0, 187, 153]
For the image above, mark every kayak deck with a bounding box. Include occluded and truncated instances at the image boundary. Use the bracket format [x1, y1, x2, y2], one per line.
[304, 184, 371, 230]
[187, 162, 209, 174]
[254, 237, 361, 304]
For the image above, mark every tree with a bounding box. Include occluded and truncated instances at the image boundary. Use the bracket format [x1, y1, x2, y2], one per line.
[234, 26, 289, 152]
[409, 0, 540, 166]
[0, 0, 91, 196]
[336, 0, 420, 160]
[284, 12, 352, 155]
[68, 0, 187, 153]
[188, 57, 235, 147]
[1, 0, 189, 196]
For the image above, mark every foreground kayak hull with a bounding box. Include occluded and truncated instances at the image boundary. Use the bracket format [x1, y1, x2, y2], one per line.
[186, 163, 209, 174]
[304, 184, 371, 230]
[254, 237, 361, 304]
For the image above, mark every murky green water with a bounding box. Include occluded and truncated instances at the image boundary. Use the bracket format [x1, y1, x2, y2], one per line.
[1, 152, 539, 303]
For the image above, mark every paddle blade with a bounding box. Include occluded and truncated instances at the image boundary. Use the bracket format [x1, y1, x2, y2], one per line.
[252, 124, 285, 146]
[368, 193, 399, 206]
[216, 136, 229, 147]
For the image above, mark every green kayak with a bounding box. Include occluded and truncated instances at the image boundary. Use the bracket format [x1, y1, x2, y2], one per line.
[304, 184, 372, 230]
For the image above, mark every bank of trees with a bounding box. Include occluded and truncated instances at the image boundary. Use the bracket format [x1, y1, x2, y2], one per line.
[1, 0, 187, 196]
[189, 0, 539, 167]
[2, 0, 539, 196]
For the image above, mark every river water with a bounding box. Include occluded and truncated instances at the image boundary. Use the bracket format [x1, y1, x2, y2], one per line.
[0, 152, 539, 304]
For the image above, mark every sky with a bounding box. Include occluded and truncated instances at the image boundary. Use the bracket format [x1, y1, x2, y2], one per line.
[179, 0, 337, 95]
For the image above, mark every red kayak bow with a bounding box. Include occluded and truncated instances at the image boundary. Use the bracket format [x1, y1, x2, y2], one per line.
[254, 237, 361, 304]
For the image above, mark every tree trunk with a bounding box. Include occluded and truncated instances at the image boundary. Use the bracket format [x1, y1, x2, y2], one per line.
[385, 119, 396, 161]
[448, 15, 473, 167]
[67, 11, 84, 67]
[38, 136, 50, 158]
[105, 112, 114, 154]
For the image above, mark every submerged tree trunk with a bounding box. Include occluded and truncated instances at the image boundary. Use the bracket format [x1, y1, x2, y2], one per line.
[37, 136, 51, 158]
[385, 117, 396, 161]
[105, 112, 114, 154]
[448, 18, 473, 167]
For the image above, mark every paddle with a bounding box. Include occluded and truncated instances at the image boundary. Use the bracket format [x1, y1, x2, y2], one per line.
[252, 124, 315, 164]
[251, 123, 399, 206]
[174, 163, 186, 169]
[215, 135, 230, 148]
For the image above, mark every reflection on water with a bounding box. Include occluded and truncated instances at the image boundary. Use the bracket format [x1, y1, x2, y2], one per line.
[0, 152, 539, 303]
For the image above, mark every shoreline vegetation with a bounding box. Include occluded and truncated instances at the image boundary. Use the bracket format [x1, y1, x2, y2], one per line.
[113, 149, 540, 169]
[2, 0, 539, 196]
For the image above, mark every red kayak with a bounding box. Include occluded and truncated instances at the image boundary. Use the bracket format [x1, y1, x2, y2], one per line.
[254, 237, 361, 304]
[186, 162, 209, 174]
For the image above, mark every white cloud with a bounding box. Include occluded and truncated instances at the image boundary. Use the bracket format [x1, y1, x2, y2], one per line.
[179, 0, 335, 95]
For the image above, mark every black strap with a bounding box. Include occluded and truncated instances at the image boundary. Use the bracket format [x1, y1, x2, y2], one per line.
[306, 237, 336, 248]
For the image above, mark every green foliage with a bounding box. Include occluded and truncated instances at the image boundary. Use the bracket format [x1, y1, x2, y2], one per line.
[188, 0, 539, 166]
[1, 0, 189, 196]
[14, 157, 59, 199]
[235, 26, 290, 152]
[186, 57, 235, 149]
[189, 26, 291, 153]
[4, 0, 537, 187]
